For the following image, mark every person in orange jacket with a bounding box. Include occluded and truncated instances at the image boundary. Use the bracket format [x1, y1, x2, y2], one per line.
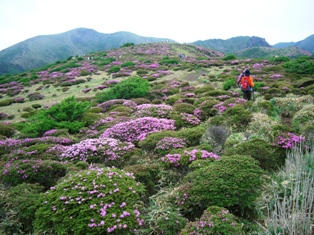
[237, 69, 254, 100]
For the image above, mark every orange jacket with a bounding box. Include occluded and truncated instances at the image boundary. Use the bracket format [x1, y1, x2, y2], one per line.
[240, 76, 254, 87]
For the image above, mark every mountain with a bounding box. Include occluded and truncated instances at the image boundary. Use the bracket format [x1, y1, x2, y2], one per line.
[273, 34, 314, 52]
[192, 36, 271, 54]
[235, 46, 312, 59]
[0, 28, 175, 76]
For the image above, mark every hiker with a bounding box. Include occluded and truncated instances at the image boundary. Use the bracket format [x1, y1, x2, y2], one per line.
[237, 69, 254, 100]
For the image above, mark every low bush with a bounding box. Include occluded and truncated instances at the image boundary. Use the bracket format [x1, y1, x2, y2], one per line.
[60, 138, 135, 165]
[178, 155, 264, 217]
[1, 160, 68, 190]
[173, 103, 195, 114]
[33, 167, 146, 235]
[225, 138, 286, 170]
[0, 183, 44, 235]
[138, 130, 177, 151]
[0, 123, 15, 137]
[179, 206, 242, 234]
[123, 164, 161, 197]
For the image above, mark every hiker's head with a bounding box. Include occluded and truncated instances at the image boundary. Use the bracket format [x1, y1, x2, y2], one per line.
[244, 70, 251, 76]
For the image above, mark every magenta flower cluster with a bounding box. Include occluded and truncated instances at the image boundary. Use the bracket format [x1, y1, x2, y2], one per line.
[100, 117, 176, 143]
[60, 138, 135, 162]
[161, 149, 220, 167]
[35, 167, 145, 234]
[180, 113, 201, 125]
[134, 104, 173, 119]
[155, 137, 186, 151]
[274, 132, 305, 149]
[0, 137, 73, 154]
[43, 129, 57, 137]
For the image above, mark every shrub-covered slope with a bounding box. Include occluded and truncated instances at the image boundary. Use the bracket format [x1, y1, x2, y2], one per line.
[0, 42, 314, 234]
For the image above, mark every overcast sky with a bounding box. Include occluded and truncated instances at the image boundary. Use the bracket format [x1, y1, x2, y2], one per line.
[0, 0, 313, 51]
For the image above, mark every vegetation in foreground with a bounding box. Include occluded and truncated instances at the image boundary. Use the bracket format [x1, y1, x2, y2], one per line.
[0, 42, 314, 234]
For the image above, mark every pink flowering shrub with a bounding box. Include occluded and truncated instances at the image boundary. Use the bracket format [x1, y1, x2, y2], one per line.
[161, 149, 219, 167]
[60, 138, 135, 163]
[43, 129, 57, 137]
[179, 206, 242, 234]
[154, 137, 186, 154]
[179, 113, 201, 126]
[133, 104, 173, 119]
[33, 167, 145, 235]
[274, 132, 305, 149]
[0, 137, 73, 155]
[97, 99, 136, 112]
[100, 117, 176, 143]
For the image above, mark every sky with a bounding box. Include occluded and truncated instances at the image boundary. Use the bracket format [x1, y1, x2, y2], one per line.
[0, 0, 313, 51]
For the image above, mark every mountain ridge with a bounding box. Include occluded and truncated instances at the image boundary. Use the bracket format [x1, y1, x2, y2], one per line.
[0, 28, 313, 76]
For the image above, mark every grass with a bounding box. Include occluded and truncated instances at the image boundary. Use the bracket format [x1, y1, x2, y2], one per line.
[258, 144, 314, 234]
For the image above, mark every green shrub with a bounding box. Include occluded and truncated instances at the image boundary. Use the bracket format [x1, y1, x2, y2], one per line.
[292, 104, 314, 132]
[95, 89, 117, 103]
[138, 130, 177, 151]
[80, 70, 92, 76]
[123, 164, 161, 197]
[219, 104, 252, 131]
[131, 98, 150, 105]
[0, 183, 44, 235]
[160, 56, 179, 65]
[180, 155, 264, 216]
[175, 126, 206, 147]
[0, 123, 15, 137]
[16, 96, 90, 137]
[108, 65, 121, 73]
[283, 56, 314, 74]
[114, 76, 150, 99]
[121, 61, 135, 67]
[270, 56, 290, 63]
[179, 206, 242, 235]
[31, 103, 42, 109]
[222, 54, 237, 60]
[97, 77, 150, 102]
[136, 69, 149, 76]
[223, 78, 236, 90]
[120, 42, 134, 48]
[153, 209, 187, 235]
[173, 103, 195, 114]
[194, 85, 215, 94]
[164, 94, 182, 105]
[1, 160, 68, 190]
[80, 112, 103, 126]
[98, 57, 116, 66]
[225, 138, 286, 170]
[0, 98, 14, 107]
[34, 167, 145, 235]
[87, 107, 103, 113]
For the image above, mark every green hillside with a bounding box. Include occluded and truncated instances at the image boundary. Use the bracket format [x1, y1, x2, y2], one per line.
[192, 36, 271, 54]
[0, 28, 175, 76]
[0, 42, 314, 235]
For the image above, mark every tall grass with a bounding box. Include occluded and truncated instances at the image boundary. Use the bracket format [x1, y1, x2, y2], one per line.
[260, 144, 314, 234]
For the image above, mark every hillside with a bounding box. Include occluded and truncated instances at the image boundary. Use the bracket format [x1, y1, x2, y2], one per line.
[273, 34, 314, 52]
[0, 28, 174, 76]
[235, 46, 312, 58]
[192, 36, 271, 54]
[0, 42, 314, 234]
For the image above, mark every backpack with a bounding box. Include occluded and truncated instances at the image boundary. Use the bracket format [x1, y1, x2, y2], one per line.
[240, 76, 251, 91]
